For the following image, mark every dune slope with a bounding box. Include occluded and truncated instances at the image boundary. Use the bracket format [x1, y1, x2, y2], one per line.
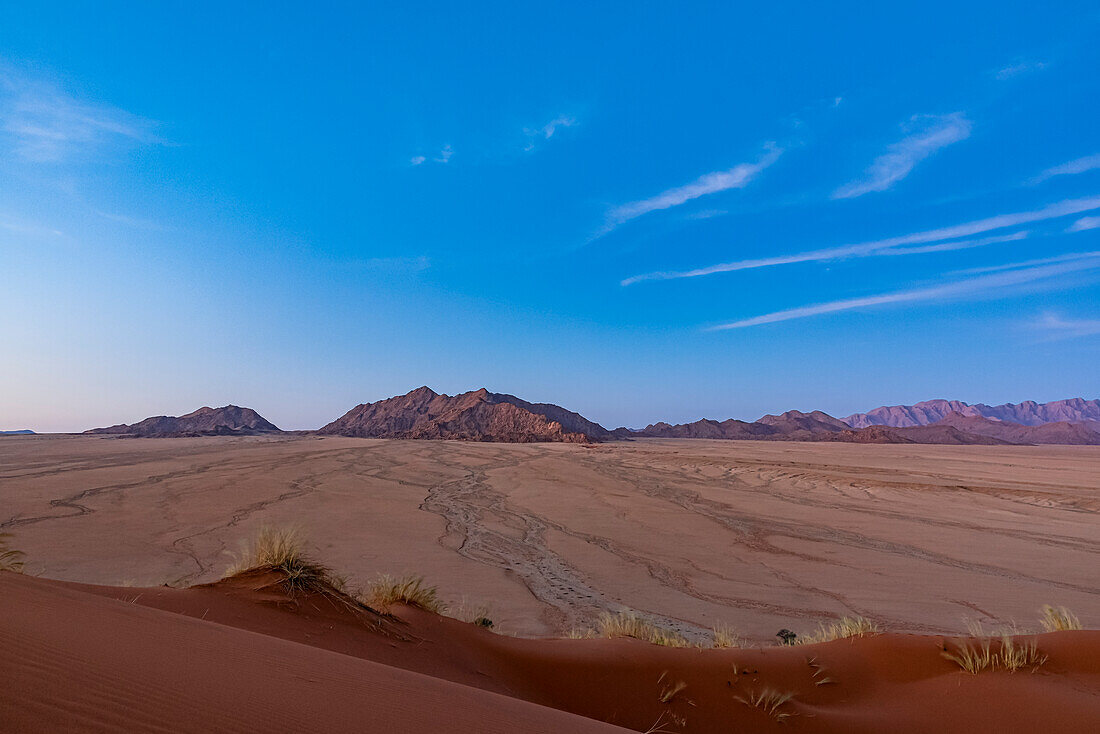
[4, 572, 1099, 733]
[0, 572, 627, 734]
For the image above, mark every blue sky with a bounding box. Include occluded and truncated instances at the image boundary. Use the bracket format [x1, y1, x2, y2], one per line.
[2, 2, 1099, 432]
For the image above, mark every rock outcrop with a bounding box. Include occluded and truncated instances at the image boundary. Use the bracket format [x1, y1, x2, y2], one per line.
[318, 387, 609, 443]
[86, 406, 280, 437]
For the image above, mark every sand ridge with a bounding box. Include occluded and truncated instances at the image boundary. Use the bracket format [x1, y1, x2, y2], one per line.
[3, 571, 1099, 733]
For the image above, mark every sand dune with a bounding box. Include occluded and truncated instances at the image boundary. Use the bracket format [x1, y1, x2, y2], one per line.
[3, 571, 1098, 733]
[0, 572, 627, 733]
[2, 434, 1098, 642]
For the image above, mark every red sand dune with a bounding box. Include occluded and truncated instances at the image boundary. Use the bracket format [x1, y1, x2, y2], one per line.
[3, 571, 1099, 733]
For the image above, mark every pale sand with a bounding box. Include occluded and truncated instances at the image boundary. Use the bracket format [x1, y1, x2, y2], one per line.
[2, 434, 1097, 640]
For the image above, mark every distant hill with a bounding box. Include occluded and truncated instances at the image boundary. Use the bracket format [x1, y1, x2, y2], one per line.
[0, 429, 35, 435]
[620, 407, 1100, 446]
[318, 387, 610, 443]
[844, 398, 1100, 429]
[86, 406, 280, 437]
[631, 410, 848, 441]
[932, 412, 1100, 445]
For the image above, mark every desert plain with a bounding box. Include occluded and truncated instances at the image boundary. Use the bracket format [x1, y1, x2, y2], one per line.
[3, 433, 1097, 641]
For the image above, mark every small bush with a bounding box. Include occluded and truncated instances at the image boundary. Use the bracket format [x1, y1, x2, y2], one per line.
[796, 616, 879, 644]
[596, 611, 689, 647]
[0, 533, 25, 573]
[364, 574, 446, 614]
[1040, 605, 1082, 632]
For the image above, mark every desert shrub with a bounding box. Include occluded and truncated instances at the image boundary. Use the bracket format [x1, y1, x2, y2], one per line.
[0, 533, 24, 573]
[363, 574, 446, 614]
[596, 611, 689, 647]
[1040, 605, 1082, 632]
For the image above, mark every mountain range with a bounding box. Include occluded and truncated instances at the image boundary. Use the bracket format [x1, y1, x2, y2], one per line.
[82, 392, 1100, 445]
[843, 398, 1100, 428]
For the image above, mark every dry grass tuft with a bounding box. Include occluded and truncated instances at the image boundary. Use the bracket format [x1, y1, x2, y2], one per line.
[225, 526, 339, 596]
[0, 533, 25, 573]
[942, 634, 1047, 673]
[711, 623, 742, 648]
[221, 527, 394, 634]
[596, 611, 690, 647]
[642, 710, 687, 734]
[796, 616, 879, 645]
[1040, 605, 1082, 632]
[736, 688, 796, 722]
[363, 574, 446, 614]
[658, 679, 687, 703]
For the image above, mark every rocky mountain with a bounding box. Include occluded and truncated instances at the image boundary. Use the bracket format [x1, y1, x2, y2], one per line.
[318, 387, 610, 443]
[825, 424, 1013, 446]
[933, 412, 1100, 445]
[629, 410, 850, 442]
[86, 406, 280, 437]
[757, 410, 851, 434]
[844, 398, 1100, 429]
[630, 418, 776, 440]
[0, 429, 35, 435]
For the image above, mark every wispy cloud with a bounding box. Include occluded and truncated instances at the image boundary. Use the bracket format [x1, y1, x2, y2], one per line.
[832, 113, 971, 199]
[709, 253, 1100, 330]
[1031, 313, 1100, 340]
[1068, 216, 1100, 232]
[410, 144, 453, 166]
[0, 215, 63, 237]
[600, 144, 781, 236]
[623, 195, 1100, 285]
[523, 115, 576, 151]
[0, 66, 161, 162]
[994, 60, 1047, 80]
[950, 250, 1100, 277]
[1032, 154, 1100, 183]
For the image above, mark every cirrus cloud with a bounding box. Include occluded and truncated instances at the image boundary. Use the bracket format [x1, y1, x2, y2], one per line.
[832, 113, 971, 199]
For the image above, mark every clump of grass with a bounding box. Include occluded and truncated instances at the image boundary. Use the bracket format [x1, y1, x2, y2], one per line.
[566, 626, 596, 639]
[0, 533, 25, 573]
[222, 527, 392, 633]
[942, 634, 1047, 673]
[364, 574, 446, 614]
[711, 623, 742, 648]
[225, 526, 339, 596]
[736, 688, 796, 722]
[596, 611, 690, 648]
[796, 616, 879, 645]
[1040, 605, 1082, 632]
